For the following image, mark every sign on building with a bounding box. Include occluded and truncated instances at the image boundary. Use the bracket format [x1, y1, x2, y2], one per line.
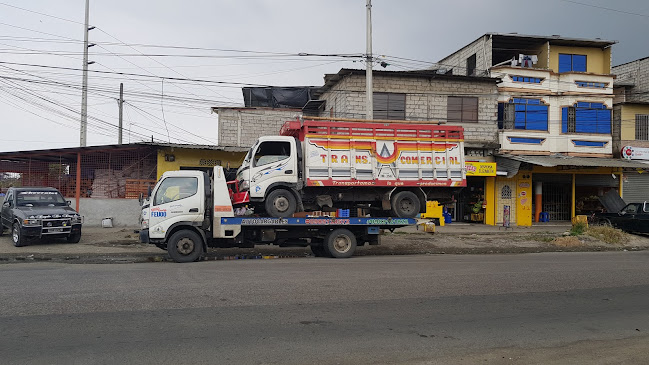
[622, 146, 649, 160]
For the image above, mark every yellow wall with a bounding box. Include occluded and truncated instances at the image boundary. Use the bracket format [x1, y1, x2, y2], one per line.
[535, 42, 550, 69]
[485, 177, 496, 225]
[620, 104, 649, 140]
[157, 148, 246, 179]
[548, 45, 611, 74]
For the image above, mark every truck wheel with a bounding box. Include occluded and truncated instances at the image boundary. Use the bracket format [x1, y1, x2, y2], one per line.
[12, 222, 26, 247]
[167, 230, 204, 263]
[265, 189, 297, 218]
[323, 229, 357, 258]
[67, 231, 82, 243]
[390, 191, 420, 218]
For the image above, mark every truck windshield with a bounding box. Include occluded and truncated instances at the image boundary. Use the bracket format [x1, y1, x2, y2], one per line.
[16, 191, 67, 207]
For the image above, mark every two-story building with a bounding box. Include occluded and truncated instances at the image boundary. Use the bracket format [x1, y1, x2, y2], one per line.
[612, 56, 649, 203]
[438, 33, 649, 226]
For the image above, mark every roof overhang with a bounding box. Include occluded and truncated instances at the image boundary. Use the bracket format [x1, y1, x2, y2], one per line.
[497, 154, 649, 168]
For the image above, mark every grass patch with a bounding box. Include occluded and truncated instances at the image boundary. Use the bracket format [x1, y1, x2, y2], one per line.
[551, 236, 584, 247]
[570, 222, 587, 236]
[586, 226, 627, 245]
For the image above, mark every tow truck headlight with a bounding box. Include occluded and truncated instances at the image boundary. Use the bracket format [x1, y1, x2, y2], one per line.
[240, 180, 249, 191]
[141, 219, 149, 230]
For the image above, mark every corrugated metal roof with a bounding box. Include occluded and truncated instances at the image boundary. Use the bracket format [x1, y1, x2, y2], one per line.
[497, 154, 649, 168]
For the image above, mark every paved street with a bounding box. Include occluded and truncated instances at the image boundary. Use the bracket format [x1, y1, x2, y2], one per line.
[2, 252, 649, 364]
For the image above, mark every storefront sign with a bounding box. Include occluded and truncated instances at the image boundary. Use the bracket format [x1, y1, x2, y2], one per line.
[622, 146, 649, 160]
[466, 162, 497, 176]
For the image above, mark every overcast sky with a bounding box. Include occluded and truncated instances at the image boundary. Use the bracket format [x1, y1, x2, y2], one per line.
[0, 0, 648, 152]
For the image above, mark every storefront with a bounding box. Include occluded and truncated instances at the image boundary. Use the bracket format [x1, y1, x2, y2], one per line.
[457, 162, 497, 224]
[491, 155, 649, 226]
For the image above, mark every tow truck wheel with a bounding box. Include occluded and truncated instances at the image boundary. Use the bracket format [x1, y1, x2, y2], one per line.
[323, 229, 357, 258]
[12, 222, 26, 247]
[168, 229, 204, 263]
[265, 189, 297, 218]
[390, 191, 420, 218]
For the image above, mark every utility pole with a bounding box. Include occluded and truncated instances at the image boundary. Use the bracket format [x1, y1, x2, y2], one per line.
[118, 83, 124, 144]
[80, 0, 90, 147]
[365, 0, 373, 120]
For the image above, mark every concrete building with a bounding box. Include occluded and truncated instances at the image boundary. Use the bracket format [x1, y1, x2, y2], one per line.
[613, 56, 649, 202]
[438, 33, 649, 226]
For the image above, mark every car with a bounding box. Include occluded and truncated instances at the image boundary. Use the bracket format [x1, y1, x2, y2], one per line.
[1, 187, 83, 247]
[593, 201, 649, 234]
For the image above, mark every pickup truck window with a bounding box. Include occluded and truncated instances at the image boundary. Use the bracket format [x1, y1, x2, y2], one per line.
[16, 191, 67, 207]
[254, 141, 290, 167]
[154, 177, 198, 206]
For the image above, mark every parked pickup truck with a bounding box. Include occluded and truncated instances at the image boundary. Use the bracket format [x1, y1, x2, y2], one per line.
[1, 187, 83, 247]
[593, 201, 649, 234]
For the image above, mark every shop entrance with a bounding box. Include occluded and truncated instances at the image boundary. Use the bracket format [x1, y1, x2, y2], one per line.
[458, 177, 486, 223]
[575, 174, 618, 215]
[533, 174, 571, 221]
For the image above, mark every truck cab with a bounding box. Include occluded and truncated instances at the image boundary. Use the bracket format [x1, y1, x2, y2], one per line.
[236, 136, 301, 216]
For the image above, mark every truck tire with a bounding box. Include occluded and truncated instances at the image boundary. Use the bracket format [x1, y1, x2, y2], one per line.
[167, 229, 204, 263]
[12, 222, 26, 247]
[390, 191, 420, 218]
[67, 231, 82, 243]
[265, 188, 297, 218]
[323, 228, 357, 258]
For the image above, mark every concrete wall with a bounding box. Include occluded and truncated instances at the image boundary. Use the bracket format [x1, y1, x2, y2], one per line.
[156, 148, 246, 178]
[217, 108, 302, 148]
[317, 73, 499, 148]
[70, 198, 142, 227]
[436, 36, 492, 76]
[548, 45, 612, 74]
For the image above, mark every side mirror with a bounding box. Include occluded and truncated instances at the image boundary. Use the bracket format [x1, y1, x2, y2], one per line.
[2, 201, 8, 207]
[138, 193, 144, 205]
[66, 200, 71, 206]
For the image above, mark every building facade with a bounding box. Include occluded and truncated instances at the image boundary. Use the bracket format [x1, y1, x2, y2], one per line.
[438, 33, 649, 226]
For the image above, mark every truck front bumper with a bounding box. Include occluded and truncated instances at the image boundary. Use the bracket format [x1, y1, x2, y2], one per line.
[139, 228, 150, 244]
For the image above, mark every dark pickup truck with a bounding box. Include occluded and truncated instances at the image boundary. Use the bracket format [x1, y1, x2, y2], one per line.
[594, 202, 649, 234]
[1, 187, 82, 247]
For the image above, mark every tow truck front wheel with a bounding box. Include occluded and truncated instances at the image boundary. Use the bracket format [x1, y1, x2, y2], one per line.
[323, 229, 357, 258]
[167, 230, 204, 263]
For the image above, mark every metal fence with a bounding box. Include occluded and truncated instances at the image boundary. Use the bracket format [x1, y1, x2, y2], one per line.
[0, 147, 158, 199]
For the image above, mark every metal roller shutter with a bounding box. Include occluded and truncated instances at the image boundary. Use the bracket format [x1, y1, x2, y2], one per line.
[623, 173, 649, 203]
[575, 174, 617, 187]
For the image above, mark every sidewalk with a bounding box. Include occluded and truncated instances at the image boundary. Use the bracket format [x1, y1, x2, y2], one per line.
[0, 222, 647, 264]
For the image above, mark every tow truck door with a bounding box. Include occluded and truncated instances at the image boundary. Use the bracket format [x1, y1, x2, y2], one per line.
[148, 173, 204, 238]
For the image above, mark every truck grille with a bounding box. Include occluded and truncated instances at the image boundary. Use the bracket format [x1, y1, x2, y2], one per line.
[42, 218, 72, 234]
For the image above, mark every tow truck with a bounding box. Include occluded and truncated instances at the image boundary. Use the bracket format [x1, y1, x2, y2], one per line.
[139, 166, 416, 262]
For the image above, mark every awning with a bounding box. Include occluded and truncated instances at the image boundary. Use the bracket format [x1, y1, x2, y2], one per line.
[497, 154, 649, 169]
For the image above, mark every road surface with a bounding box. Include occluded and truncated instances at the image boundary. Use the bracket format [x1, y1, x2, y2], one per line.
[1, 252, 648, 364]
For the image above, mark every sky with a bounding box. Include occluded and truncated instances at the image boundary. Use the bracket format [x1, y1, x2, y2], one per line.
[0, 0, 648, 152]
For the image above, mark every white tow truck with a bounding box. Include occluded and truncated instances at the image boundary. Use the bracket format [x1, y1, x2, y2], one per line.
[139, 166, 416, 262]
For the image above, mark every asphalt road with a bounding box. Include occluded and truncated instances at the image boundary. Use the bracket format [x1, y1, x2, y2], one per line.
[1, 252, 649, 365]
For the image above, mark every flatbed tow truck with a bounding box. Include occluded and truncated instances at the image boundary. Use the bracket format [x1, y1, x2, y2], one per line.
[139, 166, 416, 262]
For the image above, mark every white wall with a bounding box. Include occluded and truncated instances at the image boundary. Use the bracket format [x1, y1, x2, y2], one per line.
[69, 198, 142, 227]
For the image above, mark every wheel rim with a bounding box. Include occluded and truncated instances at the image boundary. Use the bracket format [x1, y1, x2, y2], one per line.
[332, 234, 352, 253]
[176, 237, 195, 255]
[12, 225, 19, 243]
[273, 196, 290, 212]
[399, 198, 416, 214]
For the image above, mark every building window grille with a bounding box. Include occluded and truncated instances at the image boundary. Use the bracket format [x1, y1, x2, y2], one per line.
[636, 115, 649, 141]
[501, 185, 512, 200]
[498, 99, 547, 130]
[562, 103, 611, 134]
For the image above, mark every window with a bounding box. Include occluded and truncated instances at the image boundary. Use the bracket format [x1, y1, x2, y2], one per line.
[373, 92, 405, 120]
[153, 177, 198, 206]
[559, 54, 587, 73]
[466, 54, 477, 76]
[511, 76, 543, 83]
[16, 191, 67, 207]
[636, 115, 649, 141]
[498, 98, 548, 131]
[447, 96, 478, 123]
[561, 102, 611, 134]
[501, 185, 512, 199]
[575, 81, 607, 88]
[253, 141, 291, 167]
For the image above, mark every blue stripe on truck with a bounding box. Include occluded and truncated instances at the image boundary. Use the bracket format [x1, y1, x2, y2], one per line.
[221, 217, 416, 226]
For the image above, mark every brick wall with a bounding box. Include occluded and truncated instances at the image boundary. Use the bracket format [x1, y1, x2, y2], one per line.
[216, 108, 302, 147]
[613, 58, 649, 103]
[317, 73, 499, 147]
[436, 36, 491, 76]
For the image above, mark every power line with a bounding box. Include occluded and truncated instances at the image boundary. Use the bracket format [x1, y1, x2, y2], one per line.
[559, 0, 649, 18]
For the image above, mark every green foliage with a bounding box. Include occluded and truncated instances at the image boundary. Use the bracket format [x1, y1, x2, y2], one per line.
[570, 222, 587, 236]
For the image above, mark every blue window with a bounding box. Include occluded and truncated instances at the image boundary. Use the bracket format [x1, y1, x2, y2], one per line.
[512, 76, 543, 83]
[512, 98, 548, 131]
[575, 81, 606, 88]
[561, 102, 611, 134]
[559, 54, 587, 73]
